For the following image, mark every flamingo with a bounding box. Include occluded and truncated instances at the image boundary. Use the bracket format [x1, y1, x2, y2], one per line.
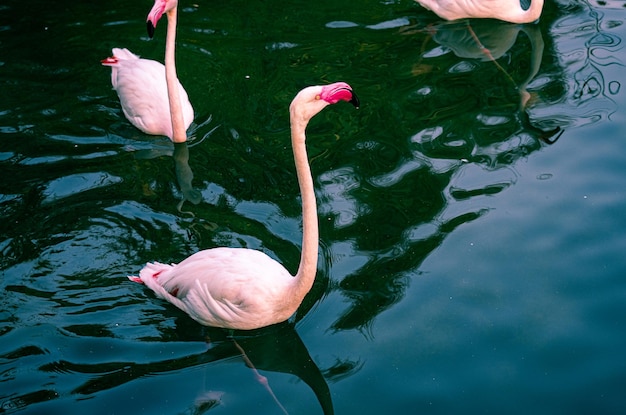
[414, 0, 544, 23]
[128, 82, 360, 330]
[101, 0, 193, 143]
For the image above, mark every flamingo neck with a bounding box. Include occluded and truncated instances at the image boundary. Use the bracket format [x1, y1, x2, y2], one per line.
[165, 7, 186, 143]
[290, 117, 319, 298]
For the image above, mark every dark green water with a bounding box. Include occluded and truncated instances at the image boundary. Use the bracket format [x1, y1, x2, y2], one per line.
[1, 0, 626, 413]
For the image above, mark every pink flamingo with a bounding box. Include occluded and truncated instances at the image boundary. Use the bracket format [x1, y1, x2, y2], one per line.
[128, 82, 359, 330]
[415, 0, 544, 23]
[102, 0, 193, 143]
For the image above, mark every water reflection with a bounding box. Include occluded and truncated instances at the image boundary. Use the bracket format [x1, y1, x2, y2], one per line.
[20, 323, 337, 414]
[409, 19, 548, 111]
[1, 0, 625, 413]
[134, 141, 206, 213]
[325, 19, 567, 334]
[410, 19, 562, 164]
[541, 0, 622, 127]
[321, 2, 623, 347]
[172, 142, 203, 212]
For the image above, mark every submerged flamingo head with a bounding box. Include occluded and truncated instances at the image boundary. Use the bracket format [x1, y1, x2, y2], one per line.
[146, 0, 178, 38]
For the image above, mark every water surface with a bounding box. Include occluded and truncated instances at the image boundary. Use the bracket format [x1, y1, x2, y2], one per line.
[1, 0, 626, 414]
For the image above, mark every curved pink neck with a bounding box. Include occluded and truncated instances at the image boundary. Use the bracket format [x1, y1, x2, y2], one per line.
[290, 117, 319, 297]
[165, 7, 186, 143]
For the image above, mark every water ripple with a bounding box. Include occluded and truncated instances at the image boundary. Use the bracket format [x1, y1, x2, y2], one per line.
[1, 1, 625, 413]
[42, 172, 122, 204]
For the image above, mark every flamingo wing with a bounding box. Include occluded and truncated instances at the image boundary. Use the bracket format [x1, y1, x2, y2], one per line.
[102, 48, 194, 139]
[130, 248, 295, 329]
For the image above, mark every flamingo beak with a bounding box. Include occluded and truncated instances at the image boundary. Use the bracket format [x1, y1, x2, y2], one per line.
[346, 89, 360, 109]
[320, 82, 360, 109]
[147, 21, 156, 38]
[146, 0, 166, 39]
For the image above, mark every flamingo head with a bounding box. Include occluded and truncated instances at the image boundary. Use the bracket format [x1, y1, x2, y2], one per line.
[319, 82, 360, 108]
[290, 82, 359, 127]
[146, 0, 179, 38]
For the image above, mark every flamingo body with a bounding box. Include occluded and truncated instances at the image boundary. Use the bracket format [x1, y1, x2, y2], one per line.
[129, 82, 359, 330]
[415, 0, 544, 23]
[102, 48, 193, 140]
[132, 248, 295, 330]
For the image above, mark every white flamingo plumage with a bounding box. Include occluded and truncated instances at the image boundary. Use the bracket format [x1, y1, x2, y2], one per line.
[101, 0, 193, 142]
[415, 0, 544, 23]
[101, 48, 193, 141]
[128, 82, 360, 330]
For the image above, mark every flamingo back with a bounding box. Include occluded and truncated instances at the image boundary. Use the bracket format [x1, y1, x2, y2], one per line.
[102, 48, 194, 139]
[130, 247, 298, 329]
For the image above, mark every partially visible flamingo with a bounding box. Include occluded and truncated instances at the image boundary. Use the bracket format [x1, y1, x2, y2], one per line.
[414, 0, 544, 23]
[128, 82, 360, 330]
[101, 0, 193, 142]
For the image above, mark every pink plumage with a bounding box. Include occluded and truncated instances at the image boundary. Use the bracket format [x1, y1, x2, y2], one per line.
[414, 0, 544, 23]
[132, 248, 296, 330]
[101, 48, 194, 140]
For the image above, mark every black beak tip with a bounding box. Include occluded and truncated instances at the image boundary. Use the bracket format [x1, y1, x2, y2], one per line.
[350, 92, 360, 109]
[147, 21, 155, 39]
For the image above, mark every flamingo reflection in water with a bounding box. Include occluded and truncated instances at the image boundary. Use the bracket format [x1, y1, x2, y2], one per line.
[404, 18, 562, 143]
[38, 323, 345, 414]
